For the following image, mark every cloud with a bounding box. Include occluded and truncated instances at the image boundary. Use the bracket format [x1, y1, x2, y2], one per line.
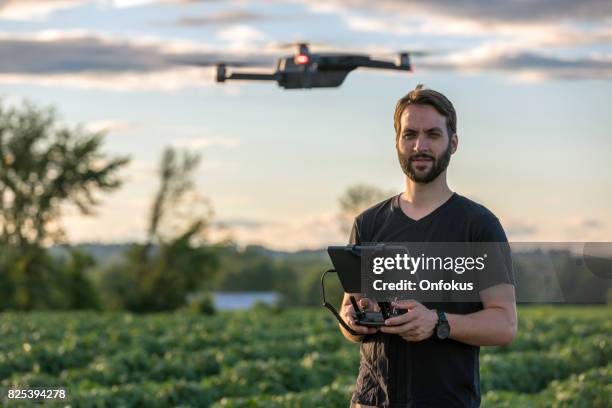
[210, 211, 346, 251]
[565, 217, 607, 241]
[347, 20, 612, 62]
[345, 15, 416, 36]
[172, 10, 268, 26]
[505, 220, 538, 238]
[304, 0, 612, 24]
[345, 14, 612, 47]
[581, 218, 605, 230]
[3, 2, 610, 88]
[0, 68, 214, 91]
[323, 0, 612, 81]
[111, 0, 179, 7]
[216, 25, 269, 50]
[0, 0, 84, 20]
[113, 0, 612, 24]
[0, 30, 277, 90]
[420, 48, 612, 81]
[481, 53, 612, 81]
[0, 31, 209, 74]
[84, 119, 133, 133]
[172, 136, 240, 149]
[213, 218, 266, 230]
[303, 0, 612, 82]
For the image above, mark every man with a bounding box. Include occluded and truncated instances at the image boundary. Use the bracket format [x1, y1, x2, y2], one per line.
[339, 84, 517, 408]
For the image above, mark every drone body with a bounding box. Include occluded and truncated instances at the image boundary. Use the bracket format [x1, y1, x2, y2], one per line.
[215, 44, 415, 89]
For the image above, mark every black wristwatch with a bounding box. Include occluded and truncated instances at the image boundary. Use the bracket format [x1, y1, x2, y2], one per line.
[435, 310, 450, 340]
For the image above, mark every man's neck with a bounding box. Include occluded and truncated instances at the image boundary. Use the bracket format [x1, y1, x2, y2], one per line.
[402, 173, 453, 209]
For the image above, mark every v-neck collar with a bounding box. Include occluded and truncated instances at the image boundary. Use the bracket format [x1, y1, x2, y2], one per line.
[392, 192, 458, 224]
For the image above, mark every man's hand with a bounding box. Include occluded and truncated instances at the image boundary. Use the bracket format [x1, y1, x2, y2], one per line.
[340, 297, 379, 337]
[379, 300, 438, 342]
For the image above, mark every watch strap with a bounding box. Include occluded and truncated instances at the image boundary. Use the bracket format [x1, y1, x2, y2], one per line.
[437, 309, 447, 323]
[435, 309, 450, 340]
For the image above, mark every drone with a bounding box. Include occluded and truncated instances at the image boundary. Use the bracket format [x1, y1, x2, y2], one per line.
[191, 44, 421, 89]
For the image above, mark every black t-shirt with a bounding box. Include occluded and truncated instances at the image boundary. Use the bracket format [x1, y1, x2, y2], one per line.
[348, 192, 514, 408]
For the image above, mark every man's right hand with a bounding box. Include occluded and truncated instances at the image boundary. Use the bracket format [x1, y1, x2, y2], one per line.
[340, 296, 379, 337]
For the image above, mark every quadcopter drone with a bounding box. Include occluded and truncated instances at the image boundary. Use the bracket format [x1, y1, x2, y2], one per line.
[190, 44, 421, 90]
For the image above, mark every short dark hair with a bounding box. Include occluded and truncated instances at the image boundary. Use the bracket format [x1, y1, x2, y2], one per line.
[393, 84, 457, 140]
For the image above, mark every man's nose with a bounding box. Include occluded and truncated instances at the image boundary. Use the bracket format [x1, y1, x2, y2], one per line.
[413, 134, 430, 152]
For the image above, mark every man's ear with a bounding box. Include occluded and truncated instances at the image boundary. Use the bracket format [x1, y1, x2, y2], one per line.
[450, 133, 458, 154]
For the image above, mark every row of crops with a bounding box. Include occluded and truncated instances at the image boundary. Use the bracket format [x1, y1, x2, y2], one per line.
[0, 306, 610, 407]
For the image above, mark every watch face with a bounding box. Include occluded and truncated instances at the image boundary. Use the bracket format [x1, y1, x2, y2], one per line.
[437, 323, 450, 339]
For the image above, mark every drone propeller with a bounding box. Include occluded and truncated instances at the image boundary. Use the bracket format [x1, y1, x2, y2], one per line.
[273, 41, 334, 53]
[276, 41, 330, 48]
[276, 41, 311, 48]
[396, 50, 430, 57]
[273, 42, 310, 57]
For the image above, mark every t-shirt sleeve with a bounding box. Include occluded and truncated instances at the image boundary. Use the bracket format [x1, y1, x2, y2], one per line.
[348, 217, 361, 245]
[471, 213, 515, 291]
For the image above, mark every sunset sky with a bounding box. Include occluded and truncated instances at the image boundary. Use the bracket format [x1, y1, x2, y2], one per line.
[1, 0, 611, 249]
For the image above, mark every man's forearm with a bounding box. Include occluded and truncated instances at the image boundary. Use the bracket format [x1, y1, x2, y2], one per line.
[446, 306, 517, 346]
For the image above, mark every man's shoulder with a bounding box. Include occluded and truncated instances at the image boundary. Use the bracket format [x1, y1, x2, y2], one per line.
[350, 195, 398, 244]
[453, 193, 500, 223]
[354, 194, 398, 225]
[453, 194, 507, 241]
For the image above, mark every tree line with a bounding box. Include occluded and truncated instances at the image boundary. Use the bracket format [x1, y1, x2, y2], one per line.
[0, 100, 219, 311]
[1, 100, 608, 312]
[0, 99, 367, 312]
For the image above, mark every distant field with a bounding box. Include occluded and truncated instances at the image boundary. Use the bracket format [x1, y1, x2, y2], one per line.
[1, 306, 610, 407]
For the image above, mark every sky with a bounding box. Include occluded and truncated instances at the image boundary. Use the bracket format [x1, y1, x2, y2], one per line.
[1, 0, 611, 250]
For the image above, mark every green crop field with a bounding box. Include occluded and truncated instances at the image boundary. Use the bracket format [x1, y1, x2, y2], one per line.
[1, 306, 610, 407]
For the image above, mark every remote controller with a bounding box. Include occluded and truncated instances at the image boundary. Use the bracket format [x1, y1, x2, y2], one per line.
[349, 296, 406, 327]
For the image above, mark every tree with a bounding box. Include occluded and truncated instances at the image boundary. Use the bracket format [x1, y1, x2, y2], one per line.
[146, 147, 209, 247]
[0, 100, 129, 310]
[0, 100, 129, 247]
[338, 183, 395, 234]
[99, 147, 218, 312]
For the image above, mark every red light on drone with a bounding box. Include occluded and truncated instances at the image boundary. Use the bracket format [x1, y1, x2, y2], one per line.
[294, 54, 310, 65]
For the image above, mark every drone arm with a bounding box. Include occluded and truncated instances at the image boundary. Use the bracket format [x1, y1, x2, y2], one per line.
[225, 72, 280, 82]
[358, 58, 412, 71]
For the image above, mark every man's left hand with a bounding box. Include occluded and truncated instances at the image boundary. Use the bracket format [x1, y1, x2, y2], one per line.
[379, 300, 438, 342]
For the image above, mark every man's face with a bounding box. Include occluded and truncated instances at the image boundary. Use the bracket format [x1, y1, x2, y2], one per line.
[396, 104, 457, 183]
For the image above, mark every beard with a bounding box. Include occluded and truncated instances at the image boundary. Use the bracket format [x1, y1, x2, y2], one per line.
[397, 141, 452, 183]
